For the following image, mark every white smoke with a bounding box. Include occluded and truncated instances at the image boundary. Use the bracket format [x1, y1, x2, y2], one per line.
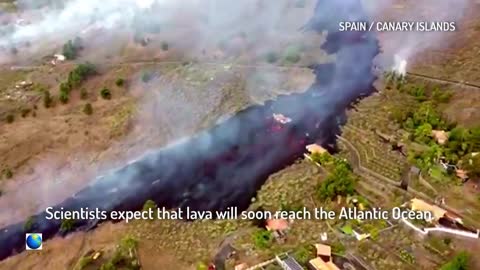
[363, 0, 471, 73]
[392, 54, 407, 76]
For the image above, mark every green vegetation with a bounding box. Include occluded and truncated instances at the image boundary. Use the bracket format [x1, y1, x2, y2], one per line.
[399, 250, 415, 264]
[80, 88, 88, 100]
[292, 244, 315, 265]
[20, 108, 31, 117]
[59, 63, 96, 104]
[100, 235, 140, 270]
[83, 103, 93, 115]
[265, 51, 278, 63]
[315, 155, 355, 200]
[59, 85, 70, 104]
[295, 0, 306, 8]
[252, 229, 274, 249]
[331, 242, 346, 255]
[99, 262, 115, 270]
[440, 251, 470, 270]
[390, 83, 480, 174]
[142, 199, 157, 212]
[115, 78, 125, 87]
[5, 114, 14, 123]
[2, 168, 13, 179]
[283, 45, 301, 64]
[43, 90, 53, 108]
[62, 37, 83, 60]
[60, 218, 75, 233]
[196, 262, 209, 270]
[161, 42, 169, 51]
[100, 87, 112, 100]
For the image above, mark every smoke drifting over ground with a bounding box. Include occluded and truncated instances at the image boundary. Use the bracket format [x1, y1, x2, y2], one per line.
[0, 0, 382, 260]
[0, 0, 318, 64]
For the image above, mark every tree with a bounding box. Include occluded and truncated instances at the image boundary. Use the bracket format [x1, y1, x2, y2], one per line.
[413, 102, 445, 129]
[316, 162, 355, 201]
[62, 40, 77, 60]
[3, 168, 13, 179]
[59, 89, 69, 104]
[60, 218, 75, 233]
[440, 251, 470, 270]
[100, 88, 112, 100]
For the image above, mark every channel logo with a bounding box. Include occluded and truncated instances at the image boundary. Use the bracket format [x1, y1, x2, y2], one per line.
[25, 233, 43, 250]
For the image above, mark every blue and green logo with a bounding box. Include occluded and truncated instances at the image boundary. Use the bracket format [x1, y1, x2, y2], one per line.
[26, 233, 43, 250]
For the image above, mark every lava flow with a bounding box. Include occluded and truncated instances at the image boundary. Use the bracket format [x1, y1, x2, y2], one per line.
[0, 0, 379, 261]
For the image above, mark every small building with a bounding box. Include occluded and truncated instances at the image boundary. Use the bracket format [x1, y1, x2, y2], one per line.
[409, 198, 462, 224]
[266, 219, 289, 240]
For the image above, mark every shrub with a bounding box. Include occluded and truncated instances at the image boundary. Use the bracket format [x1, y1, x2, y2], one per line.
[161, 42, 169, 51]
[60, 218, 75, 232]
[115, 78, 125, 87]
[21, 108, 31, 118]
[59, 89, 69, 104]
[43, 90, 53, 108]
[2, 168, 12, 179]
[24, 216, 34, 231]
[83, 103, 93, 115]
[440, 251, 470, 270]
[142, 200, 157, 212]
[99, 262, 115, 270]
[316, 161, 355, 201]
[196, 262, 208, 270]
[252, 229, 273, 249]
[265, 51, 278, 63]
[295, 0, 306, 8]
[63, 40, 77, 60]
[5, 114, 14, 123]
[283, 45, 301, 63]
[100, 87, 112, 100]
[141, 72, 153, 83]
[292, 245, 315, 265]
